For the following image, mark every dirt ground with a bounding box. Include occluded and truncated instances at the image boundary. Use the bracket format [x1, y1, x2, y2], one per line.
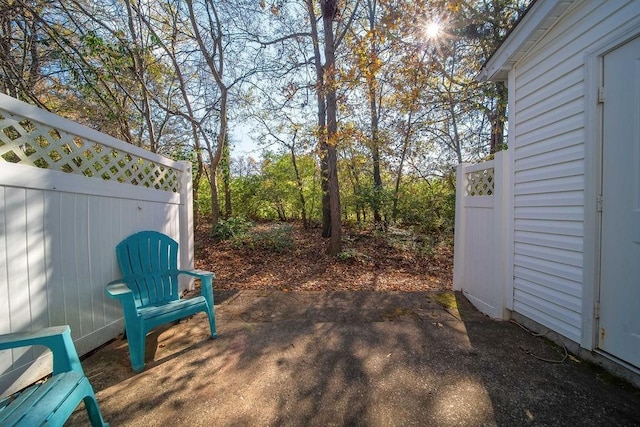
[194, 222, 453, 292]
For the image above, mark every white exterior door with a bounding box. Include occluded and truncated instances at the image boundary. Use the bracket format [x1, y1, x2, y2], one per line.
[599, 36, 640, 368]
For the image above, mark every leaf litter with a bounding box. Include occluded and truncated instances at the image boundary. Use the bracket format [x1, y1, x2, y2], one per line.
[194, 222, 453, 292]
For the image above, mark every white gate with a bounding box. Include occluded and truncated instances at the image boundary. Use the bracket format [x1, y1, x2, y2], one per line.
[0, 93, 195, 396]
[453, 151, 512, 320]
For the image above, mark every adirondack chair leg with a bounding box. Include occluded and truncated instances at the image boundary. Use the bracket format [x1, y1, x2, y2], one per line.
[84, 393, 109, 427]
[200, 275, 218, 339]
[125, 324, 146, 373]
[207, 310, 218, 340]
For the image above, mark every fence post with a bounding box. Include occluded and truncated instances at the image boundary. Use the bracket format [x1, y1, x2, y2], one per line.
[453, 163, 469, 291]
[493, 150, 513, 316]
[179, 161, 195, 290]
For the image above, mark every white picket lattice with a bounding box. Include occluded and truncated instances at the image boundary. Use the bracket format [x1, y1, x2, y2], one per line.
[0, 109, 180, 192]
[465, 167, 494, 196]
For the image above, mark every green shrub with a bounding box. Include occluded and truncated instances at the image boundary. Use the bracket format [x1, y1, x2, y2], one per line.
[336, 248, 370, 263]
[243, 224, 294, 252]
[212, 217, 254, 241]
[394, 177, 456, 240]
[336, 248, 357, 262]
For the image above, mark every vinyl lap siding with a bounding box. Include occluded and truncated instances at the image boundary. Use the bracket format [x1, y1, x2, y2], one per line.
[511, 1, 638, 342]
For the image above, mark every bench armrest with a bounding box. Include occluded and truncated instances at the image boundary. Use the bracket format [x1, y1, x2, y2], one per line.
[0, 326, 69, 348]
[0, 326, 83, 375]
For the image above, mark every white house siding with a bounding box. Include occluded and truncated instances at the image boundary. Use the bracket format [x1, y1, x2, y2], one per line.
[510, 1, 640, 342]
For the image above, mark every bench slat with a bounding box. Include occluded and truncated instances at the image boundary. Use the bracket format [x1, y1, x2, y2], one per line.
[0, 372, 84, 426]
[0, 326, 107, 426]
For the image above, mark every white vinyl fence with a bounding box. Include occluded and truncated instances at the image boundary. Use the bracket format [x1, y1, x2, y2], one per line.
[453, 150, 512, 320]
[0, 93, 194, 396]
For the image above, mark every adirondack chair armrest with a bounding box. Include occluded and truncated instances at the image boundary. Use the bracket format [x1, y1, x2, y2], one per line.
[0, 325, 83, 375]
[178, 269, 215, 306]
[179, 269, 215, 280]
[105, 280, 140, 321]
[105, 280, 133, 297]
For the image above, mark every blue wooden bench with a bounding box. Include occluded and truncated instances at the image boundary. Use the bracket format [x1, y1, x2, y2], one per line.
[0, 325, 108, 426]
[106, 230, 217, 373]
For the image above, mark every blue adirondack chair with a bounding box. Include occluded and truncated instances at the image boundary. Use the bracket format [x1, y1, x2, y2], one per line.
[106, 230, 217, 373]
[0, 325, 108, 426]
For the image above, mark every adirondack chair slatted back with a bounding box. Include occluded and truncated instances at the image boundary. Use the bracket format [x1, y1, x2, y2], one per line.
[116, 231, 181, 308]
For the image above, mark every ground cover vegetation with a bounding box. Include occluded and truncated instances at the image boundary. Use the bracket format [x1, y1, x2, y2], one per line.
[2, 0, 530, 283]
[196, 219, 453, 291]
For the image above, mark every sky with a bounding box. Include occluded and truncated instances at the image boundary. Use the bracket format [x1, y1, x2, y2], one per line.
[230, 122, 261, 158]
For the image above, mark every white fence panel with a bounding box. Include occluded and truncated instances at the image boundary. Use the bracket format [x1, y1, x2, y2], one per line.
[0, 94, 194, 397]
[454, 151, 512, 319]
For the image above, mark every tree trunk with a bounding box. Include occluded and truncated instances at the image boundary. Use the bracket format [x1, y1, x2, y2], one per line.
[193, 154, 204, 230]
[490, 81, 507, 154]
[365, 0, 383, 228]
[203, 88, 228, 225]
[209, 169, 220, 224]
[345, 149, 363, 225]
[322, 0, 342, 255]
[221, 138, 232, 218]
[321, 152, 331, 237]
[392, 111, 413, 222]
[326, 143, 341, 254]
[211, 89, 229, 224]
[186, 0, 229, 226]
[370, 91, 383, 227]
[305, 0, 332, 238]
[290, 144, 309, 228]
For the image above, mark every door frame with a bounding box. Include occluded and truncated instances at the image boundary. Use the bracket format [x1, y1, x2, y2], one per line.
[583, 23, 640, 355]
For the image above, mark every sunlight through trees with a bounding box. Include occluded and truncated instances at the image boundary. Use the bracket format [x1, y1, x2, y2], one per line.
[0, 0, 531, 251]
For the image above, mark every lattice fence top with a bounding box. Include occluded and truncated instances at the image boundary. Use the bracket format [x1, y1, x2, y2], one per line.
[465, 167, 494, 196]
[0, 109, 180, 192]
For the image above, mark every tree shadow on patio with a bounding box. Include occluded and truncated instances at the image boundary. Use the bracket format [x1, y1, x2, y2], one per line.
[69, 291, 640, 426]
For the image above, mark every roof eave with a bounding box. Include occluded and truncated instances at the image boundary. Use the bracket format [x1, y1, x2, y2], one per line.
[478, 0, 576, 82]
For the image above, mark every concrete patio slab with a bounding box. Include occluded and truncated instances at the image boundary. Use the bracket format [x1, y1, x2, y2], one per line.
[68, 291, 640, 426]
